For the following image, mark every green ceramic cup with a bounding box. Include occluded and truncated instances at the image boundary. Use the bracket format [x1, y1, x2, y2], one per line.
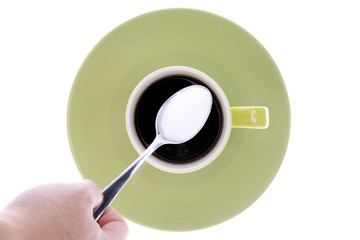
[67, 8, 290, 231]
[126, 66, 269, 173]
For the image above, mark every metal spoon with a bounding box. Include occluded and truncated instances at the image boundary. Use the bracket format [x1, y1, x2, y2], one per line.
[93, 85, 213, 221]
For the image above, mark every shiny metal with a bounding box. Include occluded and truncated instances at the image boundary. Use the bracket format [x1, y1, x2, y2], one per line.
[93, 85, 212, 221]
[93, 136, 166, 221]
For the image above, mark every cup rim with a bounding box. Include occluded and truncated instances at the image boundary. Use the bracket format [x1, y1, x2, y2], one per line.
[125, 66, 232, 173]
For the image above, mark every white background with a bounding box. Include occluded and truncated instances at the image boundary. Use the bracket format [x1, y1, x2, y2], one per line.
[1, 1, 359, 239]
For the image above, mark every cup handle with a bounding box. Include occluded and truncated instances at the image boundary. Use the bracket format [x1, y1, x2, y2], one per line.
[231, 106, 269, 129]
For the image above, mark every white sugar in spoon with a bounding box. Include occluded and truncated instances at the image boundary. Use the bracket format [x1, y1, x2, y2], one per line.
[93, 85, 213, 221]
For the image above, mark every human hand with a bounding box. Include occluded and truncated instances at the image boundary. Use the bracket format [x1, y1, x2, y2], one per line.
[0, 180, 128, 240]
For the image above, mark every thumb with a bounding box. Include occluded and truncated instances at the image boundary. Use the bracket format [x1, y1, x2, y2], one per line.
[98, 207, 129, 240]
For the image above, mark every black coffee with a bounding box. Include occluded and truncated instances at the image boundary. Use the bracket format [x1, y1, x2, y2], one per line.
[134, 75, 223, 164]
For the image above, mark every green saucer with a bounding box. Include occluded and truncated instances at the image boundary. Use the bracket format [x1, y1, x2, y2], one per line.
[67, 9, 290, 231]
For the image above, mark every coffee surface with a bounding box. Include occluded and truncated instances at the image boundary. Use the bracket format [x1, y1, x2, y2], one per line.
[135, 75, 223, 164]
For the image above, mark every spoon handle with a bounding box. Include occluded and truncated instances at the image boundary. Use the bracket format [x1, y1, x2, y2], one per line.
[93, 136, 165, 221]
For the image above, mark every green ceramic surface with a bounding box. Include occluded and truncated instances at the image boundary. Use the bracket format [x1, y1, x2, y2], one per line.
[67, 9, 290, 231]
[231, 107, 269, 128]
